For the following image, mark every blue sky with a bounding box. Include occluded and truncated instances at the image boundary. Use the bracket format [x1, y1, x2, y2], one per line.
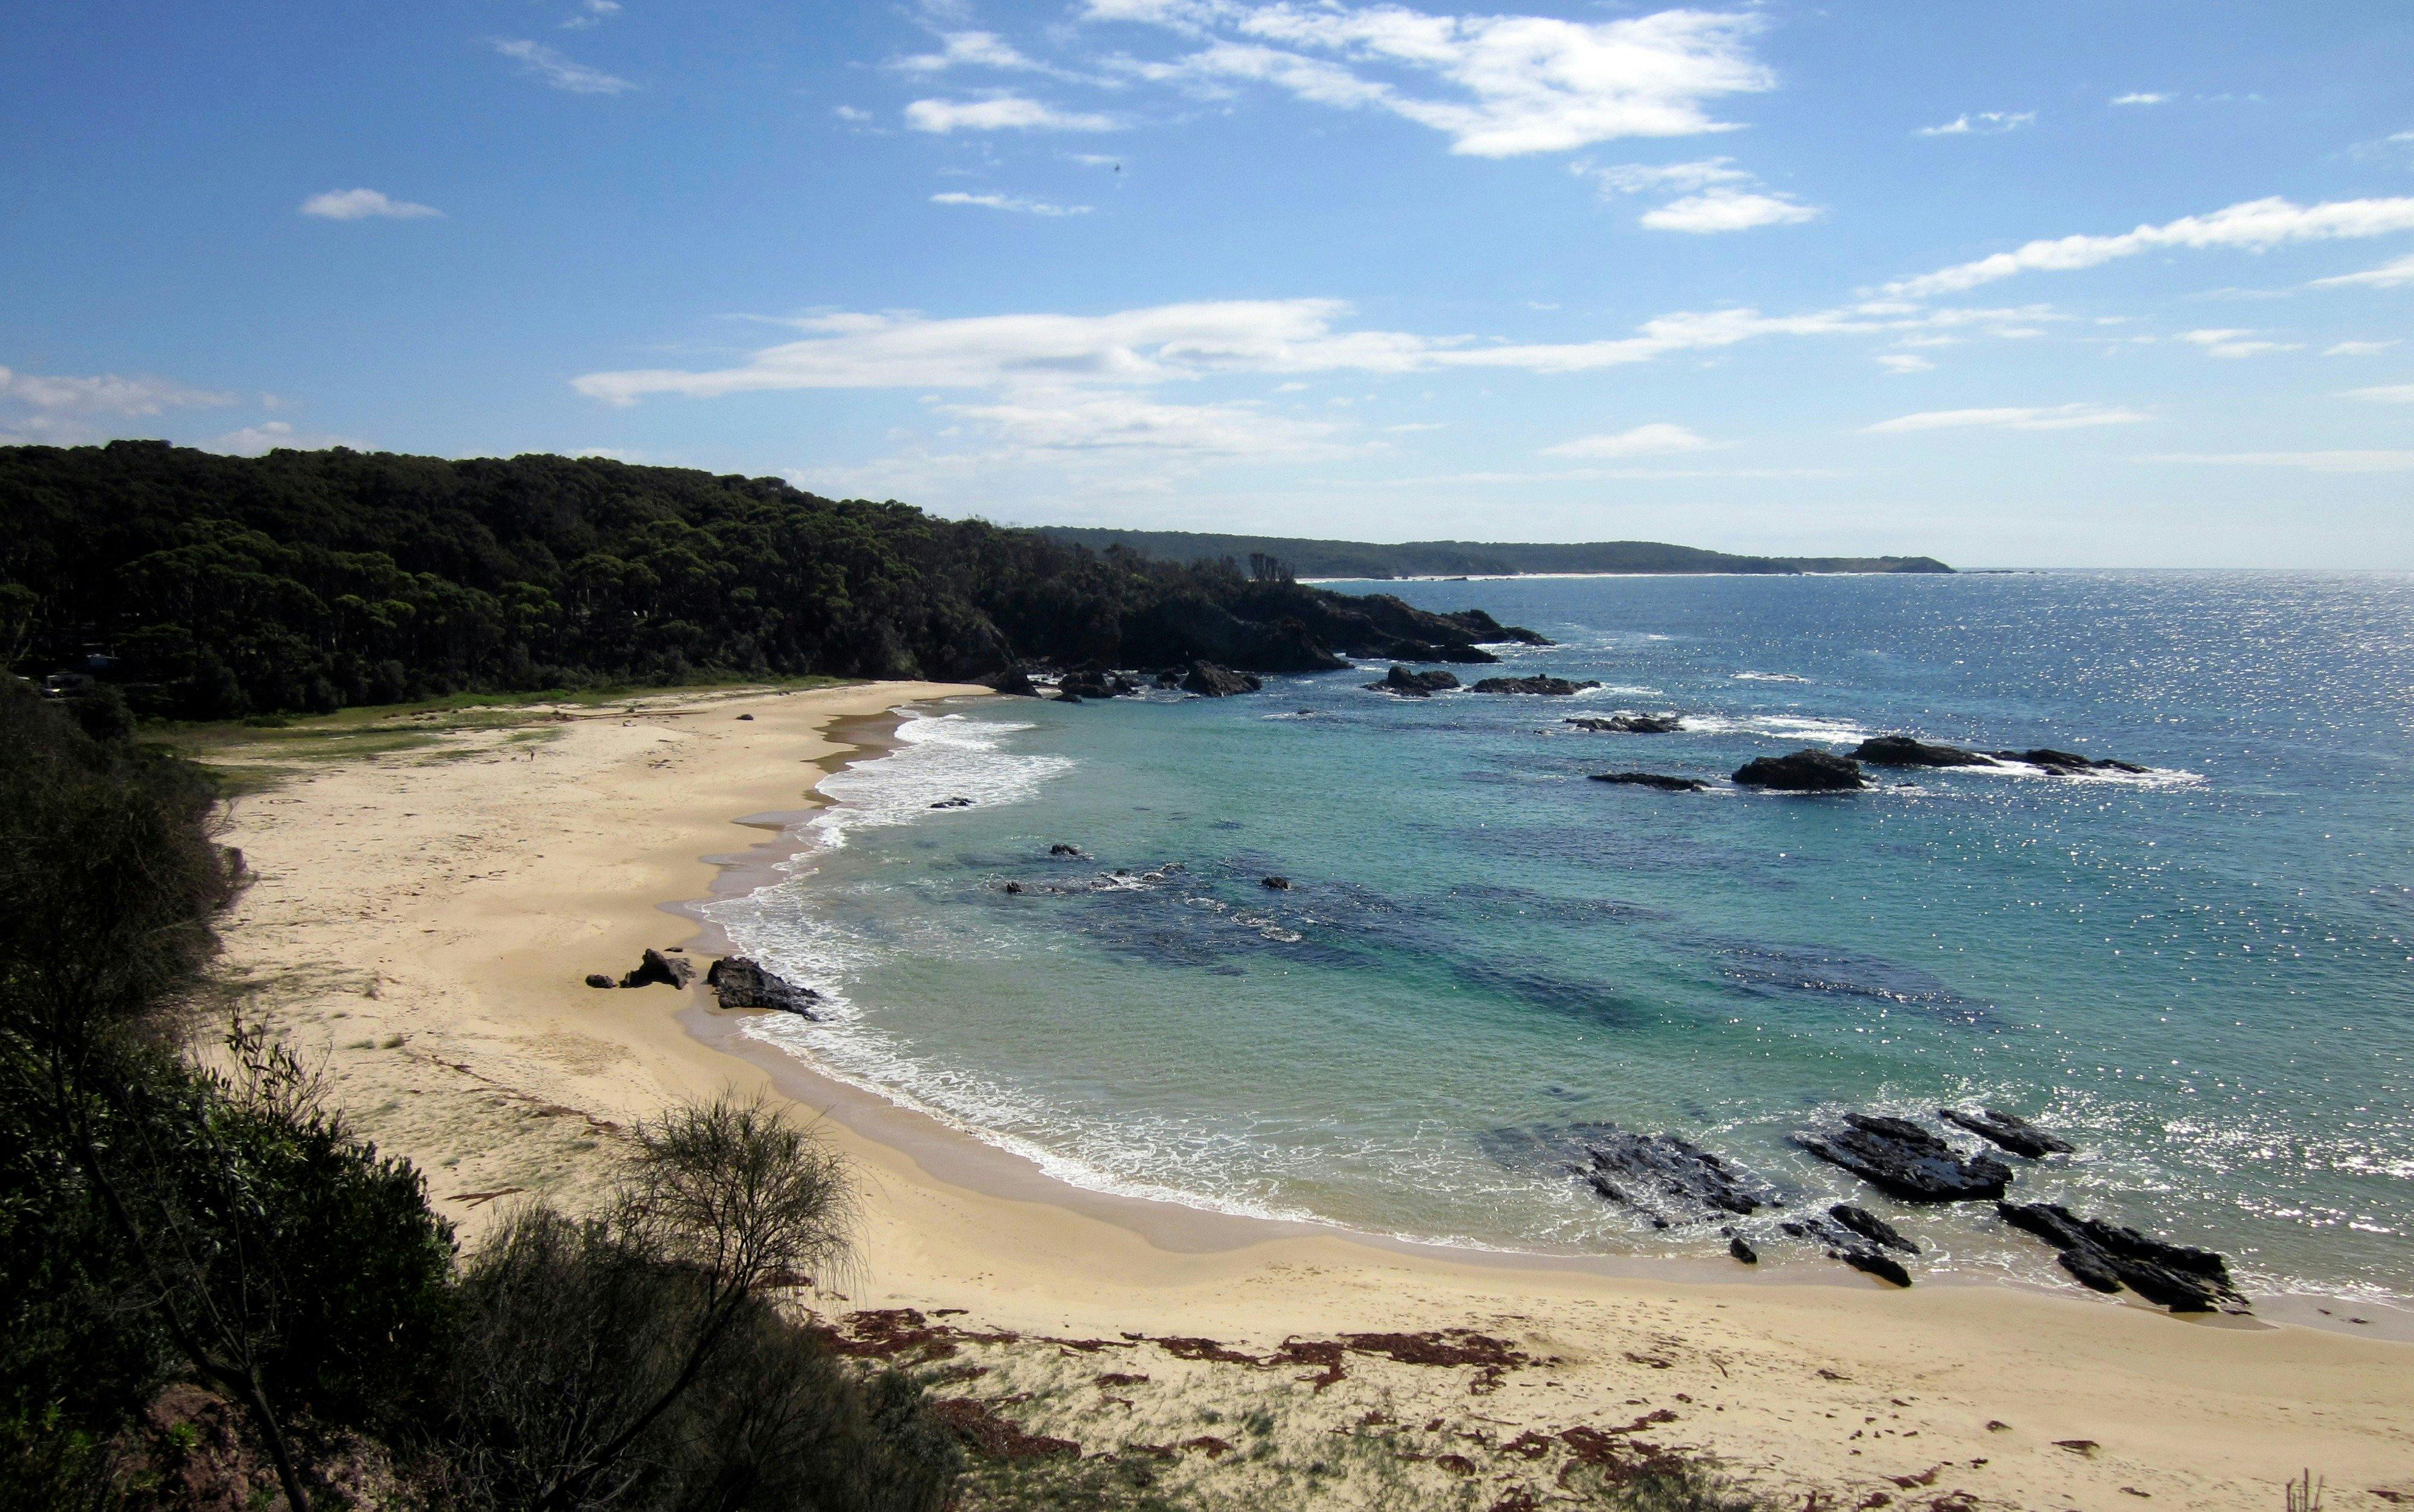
[3, 1, 2410, 567]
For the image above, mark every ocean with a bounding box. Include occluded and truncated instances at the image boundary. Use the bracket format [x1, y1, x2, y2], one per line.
[705, 570, 2413, 1304]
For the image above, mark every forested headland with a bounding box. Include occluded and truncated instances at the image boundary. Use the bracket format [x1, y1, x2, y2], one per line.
[1033, 527, 1953, 579]
[0, 441, 1541, 721]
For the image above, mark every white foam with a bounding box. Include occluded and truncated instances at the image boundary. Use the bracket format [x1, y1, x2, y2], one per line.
[1732, 670, 1810, 683]
[1679, 713, 1873, 746]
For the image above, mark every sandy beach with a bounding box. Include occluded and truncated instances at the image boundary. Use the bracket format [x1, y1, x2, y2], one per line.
[209, 681, 2414, 1511]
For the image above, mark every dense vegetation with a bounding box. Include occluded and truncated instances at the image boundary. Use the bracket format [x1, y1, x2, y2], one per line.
[2, 441, 1535, 721]
[1034, 528, 1952, 579]
[0, 679, 960, 1509]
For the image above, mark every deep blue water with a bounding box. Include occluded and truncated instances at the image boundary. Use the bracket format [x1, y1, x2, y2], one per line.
[709, 571, 2414, 1302]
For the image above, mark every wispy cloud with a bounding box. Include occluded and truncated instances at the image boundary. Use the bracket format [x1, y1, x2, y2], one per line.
[562, 0, 620, 30]
[1541, 422, 1707, 458]
[1876, 353, 1933, 373]
[2308, 252, 2414, 290]
[2179, 328, 2301, 358]
[1916, 111, 2034, 138]
[2110, 92, 2171, 106]
[895, 30, 1080, 79]
[1090, 2, 1773, 158]
[1886, 195, 2414, 299]
[2148, 450, 2414, 472]
[0, 365, 232, 416]
[2342, 384, 2414, 402]
[906, 95, 1117, 132]
[2325, 340, 2401, 355]
[492, 39, 634, 94]
[299, 188, 442, 221]
[1581, 156, 1817, 232]
[1865, 403, 2148, 434]
[931, 191, 1093, 216]
[209, 421, 363, 456]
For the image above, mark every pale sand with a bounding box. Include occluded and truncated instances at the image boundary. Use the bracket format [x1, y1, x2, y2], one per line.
[210, 683, 2414, 1511]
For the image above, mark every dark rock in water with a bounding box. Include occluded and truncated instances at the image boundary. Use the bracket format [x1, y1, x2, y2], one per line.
[1002, 881, 1023, 895]
[1728, 1234, 1759, 1265]
[704, 956, 821, 1017]
[1049, 843, 1086, 858]
[1154, 668, 1184, 688]
[1589, 772, 1707, 792]
[1182, 661, 1263, 697]
[1261, 875, 1291, 891]
[929, 796, 975, 809]
[984, 667, 1040, 697]
[1993, 748, 2150, 775]
[1850, 735, 1997, 768]
[1829, 1203, 1919, 1254]
[1940, 1107, 2074, 1158]
[1996, 1202, 2246, 1313]
[619, 947, 695, 990]
[1568, 713, 1683, 734]
[1839, 1248, 1912, 1288]
[1499, 625, 1553, 646]
[1794, 1113, 2010, 1202]
[1470, 676, 1601, 696]
[1573, 1126, 1779, 1228]
[1732, 749, 1867, 792]
[736, 713, 754, 721]
[1365, 664, 1461, 697]
[584, 973, 617, 989]
[1055, 690, 1084, 704]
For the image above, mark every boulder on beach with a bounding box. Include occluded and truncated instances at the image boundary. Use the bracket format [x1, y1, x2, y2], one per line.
[1469, 676, 1600, 696]
[1732, 749, 1868, 792]
[1994, 747, 2150, 775]
[584, 973, 616, 989]
[1794, 1113, 2010, 1202]
[1997, 1201, 2247, 1313]
[1572, 1126, 1779, 1230]
[1850, 735, 1998, 768]
[1588, 772, 1707, 792]
[1182, 661, 1263, 697]
[1728, 1234, 1759, 1265]
[1829, 1203, 1919, 1254]
[617, 947, 695, 990]
[1567, 713, 1684, 734]
[1939, 1107, 2074, 1158]
[983, 666, 1041, 697]
[1365, 664, 1461, 697]
[704, 956, 822, 1017]
[1779, 1212, 1915, 1287]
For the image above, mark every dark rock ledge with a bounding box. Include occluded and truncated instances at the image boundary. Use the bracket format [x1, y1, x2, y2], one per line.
[705, 956, 823, 1017]
[1794, 1113, 2011, 1202]
[1939, 1107, 2074, 1158]
[1732, 749, 1867, 792]
[1998, 1202, 2248, 1313]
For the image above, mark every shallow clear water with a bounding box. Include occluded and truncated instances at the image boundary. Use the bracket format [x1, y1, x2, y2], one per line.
[707, 571, 2414, 1302]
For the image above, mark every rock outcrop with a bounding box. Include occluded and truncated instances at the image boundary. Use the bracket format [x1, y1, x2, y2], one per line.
[1260, 876, 1291, 890]
[1588, 772, 1707, 792]
[1568, 713, 1684, 734]
[1850, 736, 1998, 767]
[1996, 1202, 2247, 1313]
[1794, 1113, 2011, 1202]
[617, 947, 695, 990]
[1829, 1203, 1918, 1254]
[928, 796, 975, 809]
[1779, 1212, 1914, 1287]
[1732, 749, 1868, 792]
[1470, 676, 1600, 696]
[1993, 748, 2150, 775]
[1571, 1127, 1779, 1230]
[1939, 1107, 2073, 1158]
[1182, 661, 1264, 697]
[982, 667, 1040, 696]
[1365, 664, 1462, 697]
[704, 956, 822, 1017]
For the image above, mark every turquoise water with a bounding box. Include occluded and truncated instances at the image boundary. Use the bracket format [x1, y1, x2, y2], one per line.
[707, 571, 2414, 1302]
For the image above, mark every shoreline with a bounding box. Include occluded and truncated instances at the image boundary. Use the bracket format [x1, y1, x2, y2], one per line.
[211, 681, 2414, 1510]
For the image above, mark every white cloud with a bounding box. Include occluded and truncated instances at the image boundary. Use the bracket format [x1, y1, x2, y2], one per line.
[940, 393, 1347, 458]
[931, 191, 1094, 216]
[1541, 421, 1707, 458]
[2110, 92, 2171, 106]
[492, 39, 634, 94]
[833, 104, 874, 122]
[2325, 340, 2401, 355]
[208, 421, 362, 456]
[2179, 328, 2301, 358]
[2343, 384, 2414, 402]
[1916, 111, 2034, 137]
[2148, 450, 2414, 472]
[1876, 353, 1932, 373]
[573, 298, 2059, 404]
[1640, 187, 1817, 232]
[1865, 404, 2148, 434]
[298, 188, 442, 221]
[562, 0, 620, 29]
[1887, 196, 2414, 299]
[1094, 2, 1772, 157]
[2308, 252, 2414, 290]
[896, 30, 1056, 74]
[0, 365, 232, 416]
[905, 95, 1117, 132]
[1581, 156, 1748, 194]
